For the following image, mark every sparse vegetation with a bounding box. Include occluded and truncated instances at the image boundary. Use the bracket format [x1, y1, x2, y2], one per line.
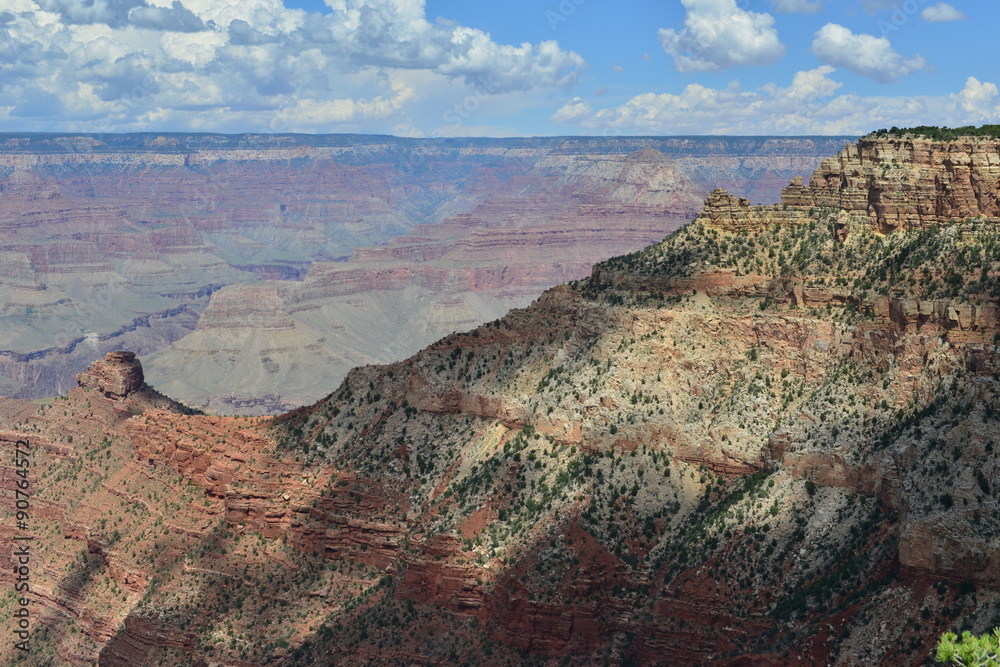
[873, 125, 1000, 141]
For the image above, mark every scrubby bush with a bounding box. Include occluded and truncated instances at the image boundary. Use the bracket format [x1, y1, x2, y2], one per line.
[936, 627, 1000, 666]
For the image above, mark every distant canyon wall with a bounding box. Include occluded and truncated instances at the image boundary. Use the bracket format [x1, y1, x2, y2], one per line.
[0, 133, 853, 411]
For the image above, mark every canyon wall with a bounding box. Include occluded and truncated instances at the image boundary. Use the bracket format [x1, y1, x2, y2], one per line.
[0, 133, 851, 412]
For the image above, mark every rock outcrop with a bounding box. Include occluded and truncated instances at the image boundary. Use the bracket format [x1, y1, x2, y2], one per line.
[697, 187, 812, 230]
[700, 135, 1000, 235]
[76, 351, 145, 399]
[786, 137, 1000, 230]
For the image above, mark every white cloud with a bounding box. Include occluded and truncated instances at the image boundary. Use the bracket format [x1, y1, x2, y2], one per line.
[550, 97, 592, 124]
[811, 23, 927, 83]
[955, 77, 998, 116]
[0, 0, 585, 132]
[921, 3, 967, 22]
[278, 89, 413, 125]
[549, 69, 1000, 136]
[769, 0, 823, 14]
[129, 2, 206, 32]
[657, 0, 785, 72]
[785, 65, 842, 99]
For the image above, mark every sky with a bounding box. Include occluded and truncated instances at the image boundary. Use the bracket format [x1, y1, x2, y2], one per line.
[0, 0, 995, 137]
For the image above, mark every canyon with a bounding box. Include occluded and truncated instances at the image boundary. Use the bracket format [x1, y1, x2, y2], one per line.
[0, 133, 850, 414]
[0, 131, 999, 665]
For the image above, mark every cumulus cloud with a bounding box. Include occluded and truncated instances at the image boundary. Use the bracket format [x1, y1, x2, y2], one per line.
[811, 23, 927, 83]
[955, 77, 999, 116]
[0, 0, 585, 132]
[227, 19, 275, 46]
[921, 3, 967, 22]
[549, 69, 1000, 136]
[658, 0, 785, 72]
[769, 0, 823, 14]
[784, 65, 842, 99]
[34, 0, 143, 27]
[550, 97, 592, 124]
[129, 2, 206, 32]
[0, 27, 66, 84]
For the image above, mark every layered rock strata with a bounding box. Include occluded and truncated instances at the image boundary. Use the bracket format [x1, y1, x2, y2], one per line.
[0, 133, 850, 408]
[8, 134, 1000, 667]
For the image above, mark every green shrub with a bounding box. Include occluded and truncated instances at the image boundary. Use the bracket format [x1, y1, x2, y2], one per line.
[936, 627, 1000, 666]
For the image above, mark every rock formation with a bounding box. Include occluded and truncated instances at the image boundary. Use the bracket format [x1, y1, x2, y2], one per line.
[698, 136, 1000, 234]
[75, 351, 145, 399]
[785, 137, 1000, 230]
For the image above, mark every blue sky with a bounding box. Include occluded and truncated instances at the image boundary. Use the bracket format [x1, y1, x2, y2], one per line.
[0, 0, 994, 136]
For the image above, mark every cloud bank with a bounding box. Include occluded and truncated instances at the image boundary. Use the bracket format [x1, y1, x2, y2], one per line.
[0, 0, 585, 133]
[550, 71, 999, 136]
